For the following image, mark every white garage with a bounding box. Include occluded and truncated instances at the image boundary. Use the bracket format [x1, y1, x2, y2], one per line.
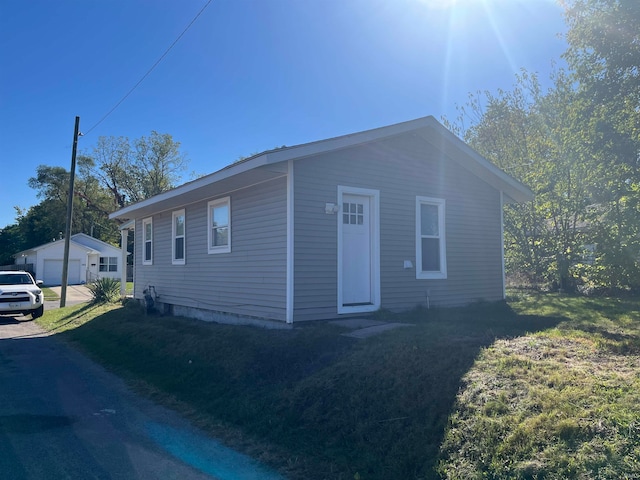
[43, 259, 81, 286]
[13, 233, 123, 287]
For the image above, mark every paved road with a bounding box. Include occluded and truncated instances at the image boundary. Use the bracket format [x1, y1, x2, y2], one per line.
[0, 319, 282, 480]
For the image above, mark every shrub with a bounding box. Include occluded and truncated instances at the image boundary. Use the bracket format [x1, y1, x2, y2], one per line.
[88, 277, 121, 304]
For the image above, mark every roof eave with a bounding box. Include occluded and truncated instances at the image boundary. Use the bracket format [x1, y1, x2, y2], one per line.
[109, 117, 443, 221]
[418, 123, 534, 204]
[109, 115, 534, 220]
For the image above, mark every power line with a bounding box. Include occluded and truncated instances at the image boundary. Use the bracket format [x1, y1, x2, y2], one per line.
[84, 0, 214, 136]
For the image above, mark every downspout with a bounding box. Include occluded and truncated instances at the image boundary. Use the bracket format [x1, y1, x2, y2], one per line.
[500, 191, 506, 300]
[286, 160, 294, 323]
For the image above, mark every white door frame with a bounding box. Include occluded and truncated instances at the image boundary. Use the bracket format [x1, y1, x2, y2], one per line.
[337, 185, 380, 314]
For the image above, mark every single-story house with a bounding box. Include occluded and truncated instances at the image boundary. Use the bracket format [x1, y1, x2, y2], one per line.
[13, 233, 122, 286]
[110, 116, 533, 325]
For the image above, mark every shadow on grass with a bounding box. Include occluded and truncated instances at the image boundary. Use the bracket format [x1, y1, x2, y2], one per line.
[276, 303, 564, 479]
[515, 293, 640, 355]
[50, 301, 563, 480]
[32, 304, 99, 339]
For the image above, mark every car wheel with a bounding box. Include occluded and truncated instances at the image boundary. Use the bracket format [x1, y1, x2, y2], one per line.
[31, 305, 44, 320]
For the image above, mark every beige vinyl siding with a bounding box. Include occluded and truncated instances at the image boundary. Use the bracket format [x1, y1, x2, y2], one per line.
[293, 133, 504, 321]
[134, 176, 288, 321]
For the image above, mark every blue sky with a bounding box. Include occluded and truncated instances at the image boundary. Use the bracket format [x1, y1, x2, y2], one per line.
[0, 0, 567, 229]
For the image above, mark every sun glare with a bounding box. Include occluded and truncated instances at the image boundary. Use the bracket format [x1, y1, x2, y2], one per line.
[418, 0, 482, 10]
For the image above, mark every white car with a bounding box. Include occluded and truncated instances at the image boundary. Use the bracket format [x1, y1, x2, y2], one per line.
[0, 271, 45, 319]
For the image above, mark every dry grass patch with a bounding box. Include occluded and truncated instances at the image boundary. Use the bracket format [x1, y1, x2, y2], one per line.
[439, 293, 640, 480]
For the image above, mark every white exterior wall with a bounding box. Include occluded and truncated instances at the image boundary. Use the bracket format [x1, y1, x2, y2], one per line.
[35, 242, 90, 286]
[14, 252, 37, 269]
[87, 249, 122, 282]
[13, 235, 122, 285]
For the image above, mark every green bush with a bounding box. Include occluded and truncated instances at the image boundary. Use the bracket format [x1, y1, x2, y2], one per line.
[88, 277, 121, 304]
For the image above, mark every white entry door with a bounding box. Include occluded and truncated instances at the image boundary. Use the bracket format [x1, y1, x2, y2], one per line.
[338, 188, 380, 313]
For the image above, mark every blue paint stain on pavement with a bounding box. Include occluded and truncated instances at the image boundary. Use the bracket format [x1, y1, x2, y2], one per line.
[146, 422, 285, 480]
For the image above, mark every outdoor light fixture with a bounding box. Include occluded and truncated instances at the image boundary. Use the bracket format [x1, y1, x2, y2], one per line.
[325, 203, 340, 214]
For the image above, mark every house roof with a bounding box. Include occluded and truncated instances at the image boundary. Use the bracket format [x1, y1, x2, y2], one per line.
[70, 233, 121, 253]
[109, 116, 534, 221]
[13, 233, 119, 258]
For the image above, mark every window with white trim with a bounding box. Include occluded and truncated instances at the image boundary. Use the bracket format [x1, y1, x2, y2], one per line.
[142, 217, 153, 265]
[416, 197, 446, 279]
[208, 197, 231, 254]
[99, 257, 118, 272]
[172, 209, 186, 264]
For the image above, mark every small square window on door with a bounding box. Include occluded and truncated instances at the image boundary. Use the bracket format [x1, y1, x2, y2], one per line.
[343, 202, 364, 225]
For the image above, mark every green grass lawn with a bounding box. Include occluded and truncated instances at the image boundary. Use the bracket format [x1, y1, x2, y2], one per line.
[36, 293, 640, 479]
[41, 286, 59, 301]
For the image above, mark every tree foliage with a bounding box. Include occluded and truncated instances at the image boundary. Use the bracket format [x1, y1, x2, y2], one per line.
[24, 159, 119, 247]
[1, 132, 188, 265]
[90, 131, 188, 208]
[562, 0, 640, 292]
[447, 71, 594, 290]
[447, 0, 640, 294]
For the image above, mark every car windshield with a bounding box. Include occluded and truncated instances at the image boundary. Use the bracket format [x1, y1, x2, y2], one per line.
[0, 274, 34, 285]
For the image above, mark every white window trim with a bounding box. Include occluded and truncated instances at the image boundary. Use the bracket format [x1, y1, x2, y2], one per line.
[142, 217, 153, 265]
[416, 196, 447, 280]
[172, 209, 186, 265]
[99, 256, 118, 272]
[207, 197, 231, 254]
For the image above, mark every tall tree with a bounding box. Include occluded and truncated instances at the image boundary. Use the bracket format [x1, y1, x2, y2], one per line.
[562, 0, 640, 291]
[26, 158, 119, 246]
[3, 131, 189, 262]
[447, 70, 604, 290]
[0, 221, 25, 265]
[444, 2, 640, 294]
[90, 136, 132, 209]
[563, 0, 640, 102]
[89, 132, 188, 207]
[134, 131, 188, 200]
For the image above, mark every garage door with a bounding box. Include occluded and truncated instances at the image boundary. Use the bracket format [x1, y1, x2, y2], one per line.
[43, 259, 81, 286]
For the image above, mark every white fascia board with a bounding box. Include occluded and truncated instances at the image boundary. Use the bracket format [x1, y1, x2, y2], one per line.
[119, 219, 135, 230]
[457, 145, 534, 203]
[31, 239, 63, 252]
[72, 233, 120, 252]
[30, 239, 94, 254]
[109, 117, 441, 221]
[109, 115, 533, 221]
[12, 248, 35, 258]
[260, 116, 440, 164]
[22, 238, 66, 253]
[109, 153, 274, 220]
[69, 241, 98, 254]
[419, 124, 534, 204]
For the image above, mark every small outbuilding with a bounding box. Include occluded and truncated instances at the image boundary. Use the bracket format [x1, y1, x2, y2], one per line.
[13, 233, 122, 286]
[110, 117, 533, 324]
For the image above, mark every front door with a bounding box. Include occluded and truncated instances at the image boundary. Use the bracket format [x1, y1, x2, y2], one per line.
[339, 188, 379, 313]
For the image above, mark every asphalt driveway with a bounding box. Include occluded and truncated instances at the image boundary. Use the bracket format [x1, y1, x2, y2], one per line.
[0, 319, 283, 479]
